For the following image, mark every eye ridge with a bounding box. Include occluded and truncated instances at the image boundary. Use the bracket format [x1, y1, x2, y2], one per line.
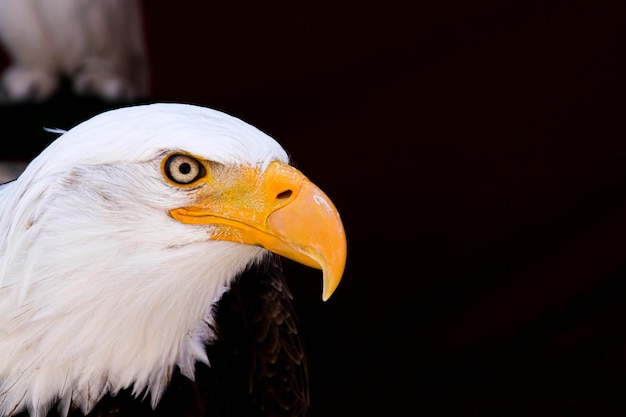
[165, 154, 205, 185]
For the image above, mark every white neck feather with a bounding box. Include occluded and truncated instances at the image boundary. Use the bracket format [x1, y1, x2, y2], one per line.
[0, 163, 266, 417]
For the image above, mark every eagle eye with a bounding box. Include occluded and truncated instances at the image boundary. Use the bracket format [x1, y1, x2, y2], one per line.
[164, 154, 206, 185]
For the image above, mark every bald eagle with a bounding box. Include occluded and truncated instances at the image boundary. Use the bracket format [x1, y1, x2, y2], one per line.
[0, 103, 346, 417]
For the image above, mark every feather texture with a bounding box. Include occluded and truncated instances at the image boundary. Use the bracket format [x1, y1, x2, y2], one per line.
[10, 260, 309, 417]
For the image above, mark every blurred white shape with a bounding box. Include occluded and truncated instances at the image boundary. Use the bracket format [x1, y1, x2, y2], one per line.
[0, 0, 149, 103]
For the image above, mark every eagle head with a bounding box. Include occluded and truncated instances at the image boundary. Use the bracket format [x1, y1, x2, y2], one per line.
[0, 103, 346, 416]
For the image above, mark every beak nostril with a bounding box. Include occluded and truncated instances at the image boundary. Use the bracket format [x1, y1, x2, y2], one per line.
[276, 190, 293, 200]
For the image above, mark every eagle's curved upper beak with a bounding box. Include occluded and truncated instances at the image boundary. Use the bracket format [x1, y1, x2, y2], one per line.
[170, 160, 346, 301]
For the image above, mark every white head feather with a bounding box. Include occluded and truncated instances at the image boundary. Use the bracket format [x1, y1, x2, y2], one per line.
[0, 103, 290, 417]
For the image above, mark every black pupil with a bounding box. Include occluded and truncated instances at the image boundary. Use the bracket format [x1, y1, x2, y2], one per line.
[179, 162, 192, 175]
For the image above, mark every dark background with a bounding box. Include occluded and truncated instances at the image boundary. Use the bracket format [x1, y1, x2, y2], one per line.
[1, 1, 625, 415]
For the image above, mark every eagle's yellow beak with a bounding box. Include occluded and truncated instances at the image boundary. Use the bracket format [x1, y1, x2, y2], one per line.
[169, 160, 346, 301]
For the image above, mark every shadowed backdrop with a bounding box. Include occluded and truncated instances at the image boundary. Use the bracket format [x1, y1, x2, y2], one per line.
[1, 1, 624, 415]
